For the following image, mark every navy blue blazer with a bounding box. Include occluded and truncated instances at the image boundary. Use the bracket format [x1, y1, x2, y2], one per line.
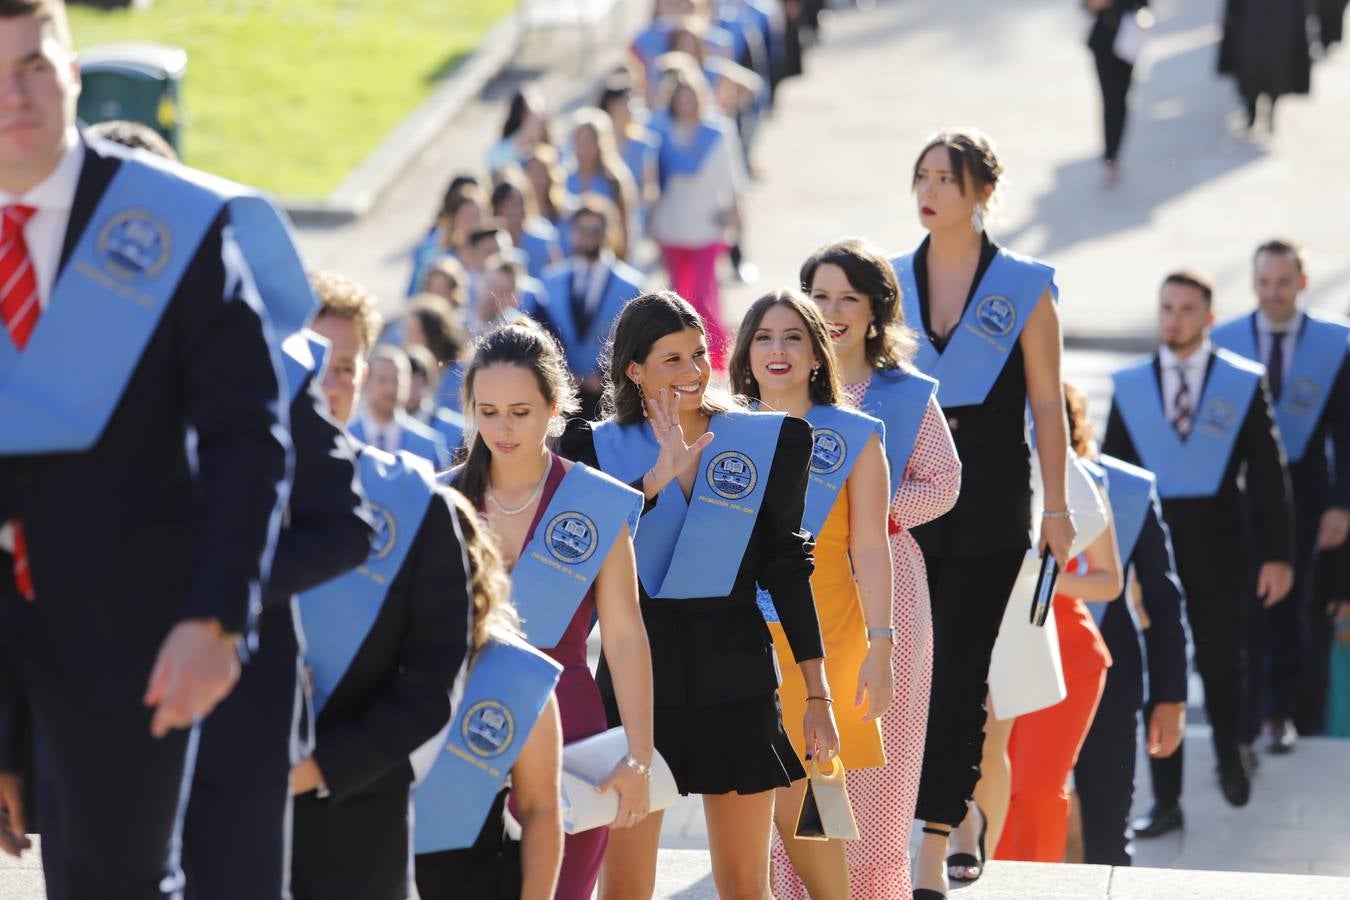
[0, 138, 290, 648]
[196, 372, 372, 786]
[309, 451, 472, 802]
[1103, 352, 1295, 566]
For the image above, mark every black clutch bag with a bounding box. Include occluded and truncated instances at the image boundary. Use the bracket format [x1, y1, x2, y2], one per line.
[1029, 550, 1059, 627]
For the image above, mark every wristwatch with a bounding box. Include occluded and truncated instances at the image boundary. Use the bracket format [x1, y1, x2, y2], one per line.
[867, 627, 896, 642]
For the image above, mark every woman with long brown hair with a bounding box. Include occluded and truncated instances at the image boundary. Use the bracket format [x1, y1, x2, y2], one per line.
[563, 290, 838, 899]
[802, 238, 962, 897]
[446, 321, 654, 899]
[729, 290, 894, 899]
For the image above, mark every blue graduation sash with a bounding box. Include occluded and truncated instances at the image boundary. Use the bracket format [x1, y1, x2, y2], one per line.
[510, 463, 643, 648]
[592, 410, 784, 599]
[280, 330, 331, 405]
[0, 149, 316, 454]
[860, 367, 938, 496]
[653, 118, 723, 190]
[755, 403, 881, 623]
[1079, 455, 1157, 627]
[1111, 349, 1262, 499]
[541, 261, 644, 377]
[412, 637, 561, 854]
[521, 220, 560, 279]
[1210, 312, 1350, 462]
[800, 404, 885, 538]
[891, 247, 1056, 409]
[621, 132, 659, 193]
[566, 170, 618, 203]
[297, 448, 438, 714]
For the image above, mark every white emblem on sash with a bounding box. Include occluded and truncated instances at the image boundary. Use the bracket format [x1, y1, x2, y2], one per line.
[367, 502, 397, 560]
[1290, 377, 1321, 414]
[462, 700, 515, 758]
[97, 209, 173, 281]
[546, 511, 599, 565]
[707, 450, 757, 500]
[810, 428, 847, 476]
[975, 294, 1017, 337]
[1200, 397, 1237, 435]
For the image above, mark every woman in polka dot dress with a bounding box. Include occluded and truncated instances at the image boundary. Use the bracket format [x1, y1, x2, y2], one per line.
[783, 239, 961, 897]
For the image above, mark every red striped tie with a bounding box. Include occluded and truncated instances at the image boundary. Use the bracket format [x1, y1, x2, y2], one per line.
[2, 204, 39, 602]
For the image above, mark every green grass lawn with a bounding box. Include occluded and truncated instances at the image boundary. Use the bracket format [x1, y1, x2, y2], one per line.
[68, 0, 515, 197]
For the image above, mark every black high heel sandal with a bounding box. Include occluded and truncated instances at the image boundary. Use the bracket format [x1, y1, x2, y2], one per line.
[946, 802, 988, 884]
[914, 825, 951, 900]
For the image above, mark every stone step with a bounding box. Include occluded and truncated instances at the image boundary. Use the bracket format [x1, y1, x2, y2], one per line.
[651, 851, 1350, 899]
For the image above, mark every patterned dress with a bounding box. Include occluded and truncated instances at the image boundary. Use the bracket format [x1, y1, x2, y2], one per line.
[807, 385, 961, 898]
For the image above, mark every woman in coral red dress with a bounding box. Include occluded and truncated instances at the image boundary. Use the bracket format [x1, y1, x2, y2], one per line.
[802, 239, 962, 896]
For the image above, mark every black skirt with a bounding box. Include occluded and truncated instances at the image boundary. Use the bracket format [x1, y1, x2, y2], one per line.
[604, 690, 805, 796]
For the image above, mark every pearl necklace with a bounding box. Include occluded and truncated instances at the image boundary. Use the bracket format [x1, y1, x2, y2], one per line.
[486, 464, 550, 516]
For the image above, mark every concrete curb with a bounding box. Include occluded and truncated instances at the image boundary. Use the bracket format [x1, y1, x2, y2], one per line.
[279, 14, 520, 226]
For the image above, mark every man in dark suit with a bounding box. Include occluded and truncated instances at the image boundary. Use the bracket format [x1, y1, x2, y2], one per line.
[290, 272, 472, 900]
[1103, 270, 1293, 831]
[533, 198, 645, 419]
[0, 2, 299, 897]
[1075, 456, 1189, 864]
[1211, 239, 1350, 749]
[181, 331, 373, 900]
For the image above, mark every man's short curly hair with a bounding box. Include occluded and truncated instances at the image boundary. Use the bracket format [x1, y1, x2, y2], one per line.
[309, 270, 383, 355]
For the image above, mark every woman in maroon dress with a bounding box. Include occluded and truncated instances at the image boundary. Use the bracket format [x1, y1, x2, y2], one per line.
[442, 320, 654, 899]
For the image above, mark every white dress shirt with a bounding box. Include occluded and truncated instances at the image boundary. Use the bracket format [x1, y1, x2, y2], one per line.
[360, 413, 403, 453]
[1158, 340, 1212, 425]
[0, 126, 84, 312]
[1254, 309, 1301, 386]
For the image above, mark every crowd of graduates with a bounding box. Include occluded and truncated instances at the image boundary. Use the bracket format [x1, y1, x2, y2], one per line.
[5, 2, 1350, 900]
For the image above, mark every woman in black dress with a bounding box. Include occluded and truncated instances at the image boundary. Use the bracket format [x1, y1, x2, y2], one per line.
[562, 290, 838, 900]
[893, 131, 1075, 898]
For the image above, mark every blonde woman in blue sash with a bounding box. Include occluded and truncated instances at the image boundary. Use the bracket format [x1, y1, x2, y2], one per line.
[440, 321, 654, 900]
[889, 131, 1075, 899]
[803, 239, 962, 898]
[728, 290, 895, 900]
[562, 290, 839, 900]
[413, 489, 566, 900]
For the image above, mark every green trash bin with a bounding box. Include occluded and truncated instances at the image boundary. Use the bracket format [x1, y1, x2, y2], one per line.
[77, 42, 186, 157]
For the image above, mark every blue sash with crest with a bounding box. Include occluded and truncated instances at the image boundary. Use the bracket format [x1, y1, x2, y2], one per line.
[280, 330, 330, 405]
[800, 404, 884, 538]
[592, 410, 784, 599]
[541, 261, 644, 378]
[860, 367, 938, 496]
[1211, 312, 1350, 462]
[511, 463, 643, 648]
[0, 148, 315, 454]
[756, 404, 881, 622]
[297, 448, 437, 714]
[1111, 350, 1262, 499]
[891, 247, 1056, 409]
[653, 118, 724, 190]
[412, 637, 561, 854]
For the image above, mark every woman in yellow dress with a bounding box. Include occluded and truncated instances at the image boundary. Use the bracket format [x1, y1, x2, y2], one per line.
[730, 290, 895, 899]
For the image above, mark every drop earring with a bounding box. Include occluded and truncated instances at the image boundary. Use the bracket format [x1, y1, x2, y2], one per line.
[635, 381, 648, 418]
[971, 204, 985, 233]
[810, 366, 820, 383]
[866, 323, 879, 339]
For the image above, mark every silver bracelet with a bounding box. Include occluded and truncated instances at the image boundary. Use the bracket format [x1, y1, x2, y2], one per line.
[623, 754, 653, 779]
[1042, 509, 1073, 519]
